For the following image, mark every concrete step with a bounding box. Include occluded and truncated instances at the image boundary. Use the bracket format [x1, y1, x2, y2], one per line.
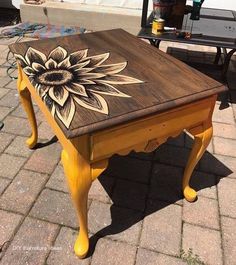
[20, 2, 143, 35]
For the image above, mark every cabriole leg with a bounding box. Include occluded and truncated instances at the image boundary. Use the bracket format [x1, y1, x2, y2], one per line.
[183, 123, 213, 202]
[61, 149, 92, 258]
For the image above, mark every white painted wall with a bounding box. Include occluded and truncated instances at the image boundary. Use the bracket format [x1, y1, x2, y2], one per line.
[5, 0, 236, 11]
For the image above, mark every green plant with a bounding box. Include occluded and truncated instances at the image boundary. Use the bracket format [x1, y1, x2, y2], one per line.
[180, 248, 207, 265]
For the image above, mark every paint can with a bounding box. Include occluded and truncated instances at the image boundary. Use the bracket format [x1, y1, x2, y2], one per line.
[152, 18, 165, 35]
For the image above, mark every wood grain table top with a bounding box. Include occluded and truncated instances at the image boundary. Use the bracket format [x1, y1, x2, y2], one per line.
[10, 29, 226, 138]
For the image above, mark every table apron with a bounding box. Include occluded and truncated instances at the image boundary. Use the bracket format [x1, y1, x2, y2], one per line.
[90, 96, 215, 162]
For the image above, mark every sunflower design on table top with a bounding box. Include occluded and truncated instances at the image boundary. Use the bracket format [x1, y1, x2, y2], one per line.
[14, 46, 143, 129]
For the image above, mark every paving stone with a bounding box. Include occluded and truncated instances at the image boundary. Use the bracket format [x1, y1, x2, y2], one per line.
[214, 137, 236, 157]
[5, 79, 17, 90]
[140, 200, 182, 256]
[0, 132, 14, 153]
[221, 216, 236, 265]
[38, 121, 55, 140]
[136, 248, 186, 265]
[0, 76, 12, 87]
[0, 210, 22, 251]
[0, 89, 19, 108]
[47, 226, 90, 265]
[0, 217, 58, 265]
[2, 116, 31, 136]
[46, 164, 68, 193]
[0, 87, 9, 99]
[91, 238, 136, 265]
[155, 144, 190, 167]
[218, 177, 236, 218]
[190, 170, 217, 199]
[183, 196, 219, 230]
[0, 153, 26, 179]
[182, 223, 223, 265]
[24, 142, 61, 174]
[0, 177, 10, 195]
[30, 189, 77, 228]
[213, 122, 236, 139]
[0, 170, 48, 214]
[200, 153, 236, 178]
[4, 135, 34, 157]
[11, 104, 38, 118]
[112, 179, 148, 211]
[212, 104, 235, 125]
[89, 175, 114, 203]
[105, 155, 151, 184]
[149, 163, 183, 204]
[88, 201, 142, 245]
[0, 106, 12, 120]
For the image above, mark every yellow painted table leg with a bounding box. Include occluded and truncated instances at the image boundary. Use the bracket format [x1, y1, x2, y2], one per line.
[17, 67, 38, 149]
[183, 122, 213, 202]
[61, 149, 92, 258]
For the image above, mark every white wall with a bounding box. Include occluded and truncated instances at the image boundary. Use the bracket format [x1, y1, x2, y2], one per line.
[8, 0, 236, 11]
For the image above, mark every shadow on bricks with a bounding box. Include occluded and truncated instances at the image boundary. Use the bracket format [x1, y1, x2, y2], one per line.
[86, 136, 232, 257]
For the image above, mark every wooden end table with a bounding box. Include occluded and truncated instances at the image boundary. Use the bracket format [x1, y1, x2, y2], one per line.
[10, 29, 226, 258]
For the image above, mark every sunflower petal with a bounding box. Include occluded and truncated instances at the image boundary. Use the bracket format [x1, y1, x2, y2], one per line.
[58, 56, 71, 68]
[100, 74, 144, 85]
[78, 73, 106, 80]
[25, 47, 47, 66]
[65, 83, 88, 97]
[69, 60, 91, 71]
[69, 49, 88, 64]
[73, 92, 108, 114]
[74, 67, 94, 74]
[77, 79, 96, 85]
[49, 46, 67, 63]
[32, 62, 46, 72]
[38, 84, 50, 97]
[45, 58, 57, 69]
[80, 53, 109, 67]
[43, 93, 55, 116]
[14, 53, 28, 67]
[88, 82, 130, 97]
[48, 86, 69, 107]
[55, 96, 75, 129]
[23, 66, 35, 76]
[94, 62, 127, 75]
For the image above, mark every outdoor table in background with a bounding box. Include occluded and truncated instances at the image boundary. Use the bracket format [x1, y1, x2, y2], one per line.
[10, 29, 226, 258]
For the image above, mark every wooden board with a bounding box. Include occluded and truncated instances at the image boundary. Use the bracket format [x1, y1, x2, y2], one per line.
[10, 29, 226, 138]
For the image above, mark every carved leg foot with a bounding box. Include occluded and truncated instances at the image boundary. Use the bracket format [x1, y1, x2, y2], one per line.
[183, 123, 213, 202]
[17, 72, 38, 149]
[61, 149, 92, 258]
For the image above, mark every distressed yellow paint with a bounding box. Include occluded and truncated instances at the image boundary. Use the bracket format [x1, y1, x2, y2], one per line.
[17, 63, 216, 258]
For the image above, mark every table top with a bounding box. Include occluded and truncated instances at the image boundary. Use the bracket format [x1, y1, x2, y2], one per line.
[10, 29, 225, 138]
[139, 8, 236, 49]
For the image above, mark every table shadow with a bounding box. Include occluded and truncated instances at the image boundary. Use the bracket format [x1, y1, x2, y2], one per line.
[87, 134, 233, 257]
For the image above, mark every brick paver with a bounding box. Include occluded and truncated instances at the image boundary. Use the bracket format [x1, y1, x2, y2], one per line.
[0, 38, 236, 265]
[136, 248, 186, 265]
[0, 217, 58, 265]
[140, 200, 182, 256]
[221, 216, 236, 265]
[0, 170, 48, 214]
[182, 223, 223, 265]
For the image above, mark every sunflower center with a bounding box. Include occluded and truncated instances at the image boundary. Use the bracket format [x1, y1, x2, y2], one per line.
[36, 69, 73, 86]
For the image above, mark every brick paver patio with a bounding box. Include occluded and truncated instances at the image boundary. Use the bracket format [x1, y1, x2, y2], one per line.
[0, 36, 235, 265]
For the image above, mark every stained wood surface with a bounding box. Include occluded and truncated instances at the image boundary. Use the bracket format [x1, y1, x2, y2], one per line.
[10, 29, 226, 138]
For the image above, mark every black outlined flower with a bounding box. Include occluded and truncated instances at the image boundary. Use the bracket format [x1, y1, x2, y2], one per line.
[15, 46, 143, 128]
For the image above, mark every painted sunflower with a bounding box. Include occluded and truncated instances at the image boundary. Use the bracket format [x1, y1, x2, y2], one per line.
[15, 46, 143, 128]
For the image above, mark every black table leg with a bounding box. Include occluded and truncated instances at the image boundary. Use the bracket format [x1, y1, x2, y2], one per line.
[0, 121, 4, 130]
[214, 47, 221, 65]
[149, 39, 161, 49]
[222, 49, 236, 81]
